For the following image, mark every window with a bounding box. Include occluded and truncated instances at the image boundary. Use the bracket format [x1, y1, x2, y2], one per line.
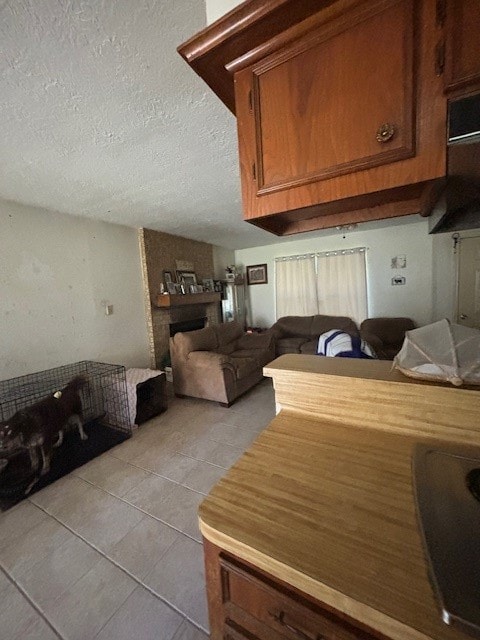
[275, 247, 367, 324]
[275, 255, 318, 317]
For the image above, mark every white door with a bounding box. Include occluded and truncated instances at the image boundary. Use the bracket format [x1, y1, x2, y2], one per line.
[457, 236, 480, 328]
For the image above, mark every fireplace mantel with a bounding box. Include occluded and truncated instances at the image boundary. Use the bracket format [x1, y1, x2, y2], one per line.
[154, 292, 221, 308]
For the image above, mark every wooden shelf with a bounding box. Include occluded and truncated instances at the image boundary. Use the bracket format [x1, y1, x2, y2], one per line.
[154, 292, 221, 308]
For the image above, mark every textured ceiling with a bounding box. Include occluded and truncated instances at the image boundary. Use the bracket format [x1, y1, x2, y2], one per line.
[0, 0, 287, 249]
[0, 0, 420, 250]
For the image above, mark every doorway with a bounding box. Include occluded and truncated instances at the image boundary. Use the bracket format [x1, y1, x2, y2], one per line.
[457, 236, 480, 328]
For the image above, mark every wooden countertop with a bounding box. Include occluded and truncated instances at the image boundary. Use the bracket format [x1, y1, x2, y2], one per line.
[200, 356, 480, 640]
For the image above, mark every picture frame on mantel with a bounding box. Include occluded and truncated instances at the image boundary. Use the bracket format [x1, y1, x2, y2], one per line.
[176, 271, 197, 287]
[246, 264, 268, 285]
[166, 281, 177, 295]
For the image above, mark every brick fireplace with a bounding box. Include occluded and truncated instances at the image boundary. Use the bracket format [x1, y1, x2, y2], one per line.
[150, 298, 221, 368]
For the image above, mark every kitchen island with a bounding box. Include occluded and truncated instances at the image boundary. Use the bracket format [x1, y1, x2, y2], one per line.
[199, 355, 480, 640]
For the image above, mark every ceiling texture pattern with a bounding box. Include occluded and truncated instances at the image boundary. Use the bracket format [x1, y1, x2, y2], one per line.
[0, 0, 284, 248]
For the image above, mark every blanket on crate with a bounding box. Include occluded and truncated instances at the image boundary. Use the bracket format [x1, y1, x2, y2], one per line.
[317, 330, 375, 359]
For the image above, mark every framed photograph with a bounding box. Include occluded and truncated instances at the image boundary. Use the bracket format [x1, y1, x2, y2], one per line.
[163, 270, 173, 284]
[202, 278, 214, 292]
[166, 281, 177, 295]
[246, 263, 268, 285]
[176, 271, 197, 287]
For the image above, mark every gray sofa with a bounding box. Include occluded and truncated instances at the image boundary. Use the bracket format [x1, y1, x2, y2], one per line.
[269, 315, 359, 357]
[170, 321, 275, 406]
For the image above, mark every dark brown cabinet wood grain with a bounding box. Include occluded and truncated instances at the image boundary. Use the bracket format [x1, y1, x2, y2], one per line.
[246, 0, 415, 195]
[204, 538, 390, 640]
[179, 0, 447, 235]
[444, 0, 480, 96]
[233, 0, 446, 234]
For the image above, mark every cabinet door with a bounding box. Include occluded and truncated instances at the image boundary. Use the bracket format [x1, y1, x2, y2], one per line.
[444, 0, 480, 94]
[247, 0, 415, 196]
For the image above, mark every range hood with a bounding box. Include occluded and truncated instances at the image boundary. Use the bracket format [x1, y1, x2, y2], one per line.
[429, 94, 480, 234]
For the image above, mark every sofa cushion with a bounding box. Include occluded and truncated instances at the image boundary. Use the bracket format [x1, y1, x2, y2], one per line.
[276, 337, 309, 354]
[177, 326, 217, 354]
[215, 321, 244, 347]
[299, 340, 318, 355]
[310, 315, 359, 337]
[360, 317, 415, 345]
[216, 342, 236, 355]
[273, 316, 314, 338]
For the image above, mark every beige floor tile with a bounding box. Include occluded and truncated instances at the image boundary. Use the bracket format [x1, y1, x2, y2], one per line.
[123, 475, 204, 541]
[110, 429, 175, 463]
[0, 582, 56, 640]
[18, 615, 59, 640]
[30, 474, 90, 514]
[17, 533, 101, 610]
[67, 490, 145, 552]
[174, 436, 244, 469]
[206, 421, 259, 449]
[95, 585, 183, 640]
[172, 620, 209, 639]
[145, 536, 209, 631]
[0, 501, 47, 551]
[107, 515, 179, 579]
[74, 454, 150, 497]
[0, 385, 277, 639]
[217, 408, 273, 431]
[0, 516, 71, 578]
[0, 567, 11, 594]
[131, 449, 199, 482]
[43, 556, 136, 640]
[34, 476, 144, 551]
[182, 460, 227, 495]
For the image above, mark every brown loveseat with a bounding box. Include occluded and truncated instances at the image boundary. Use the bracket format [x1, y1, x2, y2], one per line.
[170, 321, 275, 406]
[269, 315, 359, 357]
[360, 317, 416, 360]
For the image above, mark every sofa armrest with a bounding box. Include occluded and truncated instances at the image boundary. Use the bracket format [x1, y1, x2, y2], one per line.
[360, 333, 386, 358]
[186, 351, 234, 370]
[236, 332, 274, 350]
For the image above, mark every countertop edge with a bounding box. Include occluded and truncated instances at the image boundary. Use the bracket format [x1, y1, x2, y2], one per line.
[199, 518, 433, 640]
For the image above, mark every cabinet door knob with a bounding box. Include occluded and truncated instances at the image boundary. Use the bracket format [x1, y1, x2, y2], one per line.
[376, 123, 396, 143]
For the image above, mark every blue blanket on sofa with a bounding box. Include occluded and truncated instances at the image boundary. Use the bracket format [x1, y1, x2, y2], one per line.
[317, 330, 375, 359]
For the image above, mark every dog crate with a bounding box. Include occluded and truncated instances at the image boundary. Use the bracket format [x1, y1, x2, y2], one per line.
[0, 360, 131, 433]
[0, 361, 132, 510]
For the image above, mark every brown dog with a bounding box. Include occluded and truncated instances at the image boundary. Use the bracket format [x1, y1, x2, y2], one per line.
[0, 375, 88, 492]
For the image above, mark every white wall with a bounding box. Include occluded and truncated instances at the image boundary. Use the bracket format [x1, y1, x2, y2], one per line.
[206, 0, 243, 24]
[235, 219, 435, 328]
[0, 200, 150, 380]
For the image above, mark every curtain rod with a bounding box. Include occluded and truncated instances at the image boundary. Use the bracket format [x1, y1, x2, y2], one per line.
[275, 246, 367, 262]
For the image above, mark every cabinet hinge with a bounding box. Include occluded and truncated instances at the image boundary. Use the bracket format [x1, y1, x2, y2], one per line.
[248, 89, 253, 112]
[436, 0, 446, 27]
[435, 40, 445, 76]
[252, 162, 256, 180]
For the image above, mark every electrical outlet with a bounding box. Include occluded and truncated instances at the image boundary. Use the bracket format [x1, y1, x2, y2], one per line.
[392, 276, 406, 286]
[105, 304, 114, 315]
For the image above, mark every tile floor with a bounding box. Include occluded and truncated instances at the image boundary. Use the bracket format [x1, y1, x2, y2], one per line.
[0, 379, 276, 640]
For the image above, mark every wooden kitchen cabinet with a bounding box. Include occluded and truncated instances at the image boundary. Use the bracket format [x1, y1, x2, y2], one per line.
[444, 0, 480, 96]
[179, 0, 447, 235]
[205, 539, 389, 640]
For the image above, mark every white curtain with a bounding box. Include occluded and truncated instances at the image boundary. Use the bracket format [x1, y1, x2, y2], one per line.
[275, 255, 318, 318]
[316, 250, 367, 325]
